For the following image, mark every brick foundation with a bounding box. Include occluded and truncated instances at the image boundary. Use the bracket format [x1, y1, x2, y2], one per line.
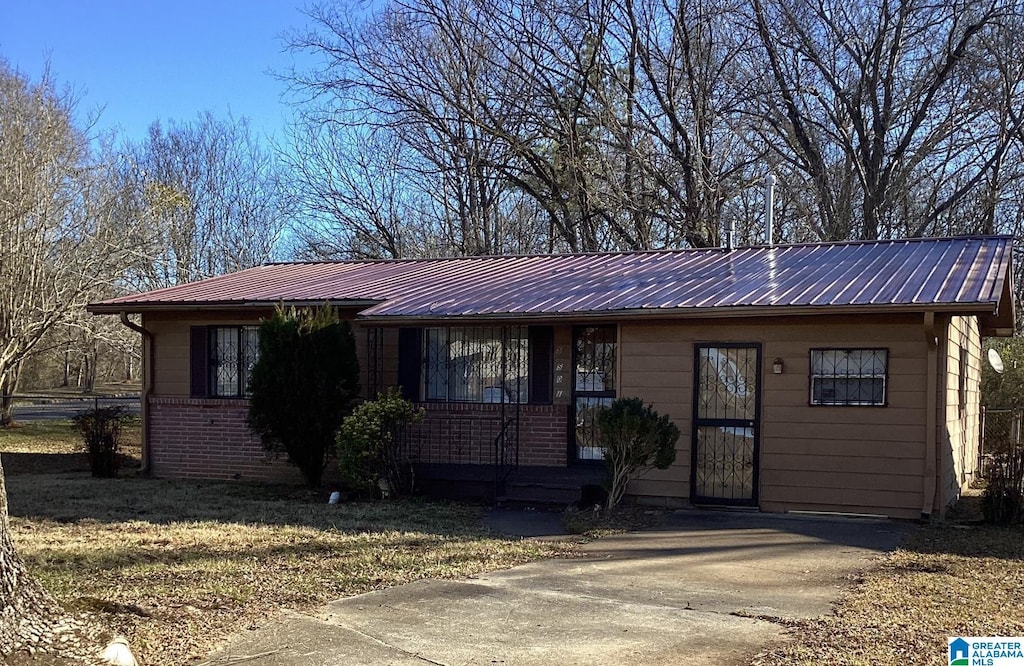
[148, 396, 304, 483]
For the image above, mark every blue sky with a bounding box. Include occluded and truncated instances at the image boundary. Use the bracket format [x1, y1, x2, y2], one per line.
[0, 1, 315, 143]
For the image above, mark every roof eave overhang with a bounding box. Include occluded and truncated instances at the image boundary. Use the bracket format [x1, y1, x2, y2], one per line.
[355, 301, 1005, 326]
[979, 263, 1016, 337]
[86, 299, 384, 315]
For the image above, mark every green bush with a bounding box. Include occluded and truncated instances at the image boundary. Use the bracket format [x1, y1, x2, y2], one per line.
[337, 388, 424, 497]
[73, 406, 127, 478]
[247, 304, 360, 487]
[982, 448, 1024, 525]
[596, 397, 679, 510]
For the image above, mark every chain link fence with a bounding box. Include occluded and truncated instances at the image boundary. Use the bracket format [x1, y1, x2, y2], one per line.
[981, 408, 1022, 478]
[2, 394, 141, 423]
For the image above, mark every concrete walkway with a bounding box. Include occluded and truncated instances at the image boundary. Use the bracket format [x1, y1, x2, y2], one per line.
[200, 510, 911, 666]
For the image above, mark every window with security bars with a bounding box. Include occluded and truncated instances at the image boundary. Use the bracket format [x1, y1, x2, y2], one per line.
[422, 327, 529, 403]
[810, 349, 887, 406]
[211, 326, 260, 397]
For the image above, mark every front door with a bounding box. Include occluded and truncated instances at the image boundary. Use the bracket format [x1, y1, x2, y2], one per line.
[691, 344, 761, 506]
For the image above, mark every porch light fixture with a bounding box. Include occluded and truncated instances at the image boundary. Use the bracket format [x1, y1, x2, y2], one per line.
[772, 358, 784, 374]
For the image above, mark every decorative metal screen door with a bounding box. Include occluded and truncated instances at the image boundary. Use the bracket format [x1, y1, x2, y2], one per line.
[691, 344, 761, 506]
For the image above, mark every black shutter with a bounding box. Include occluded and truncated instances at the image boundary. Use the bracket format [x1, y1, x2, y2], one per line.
[190, 326, 210, 398]
[397, 327, 423, 401]
[528, 326, 554, 404]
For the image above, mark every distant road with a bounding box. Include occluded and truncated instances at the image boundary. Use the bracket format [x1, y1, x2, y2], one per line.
[10, 396, 142, 423]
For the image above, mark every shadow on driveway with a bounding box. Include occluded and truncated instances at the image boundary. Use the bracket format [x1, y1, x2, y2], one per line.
[202, 509, 912, 666]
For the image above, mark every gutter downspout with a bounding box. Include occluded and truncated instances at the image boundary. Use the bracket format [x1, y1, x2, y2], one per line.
[922, 311, 938, 519]
[119, 312, 153, 475]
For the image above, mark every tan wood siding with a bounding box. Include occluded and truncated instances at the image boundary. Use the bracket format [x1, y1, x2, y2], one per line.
[940, 315, 981, 512]
[143, 311, 268, 397]
[144, 308, 367, 398]
[619, 314, 928, 517]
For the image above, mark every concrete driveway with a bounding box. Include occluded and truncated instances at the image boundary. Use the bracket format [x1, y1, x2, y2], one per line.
[201, 510, 911, 665]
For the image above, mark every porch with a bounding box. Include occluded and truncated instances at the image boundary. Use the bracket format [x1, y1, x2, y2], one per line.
[403, 402, 605, 505]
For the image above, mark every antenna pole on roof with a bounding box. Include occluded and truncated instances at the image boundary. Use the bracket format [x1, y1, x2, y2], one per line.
[765, 172, 777, 247]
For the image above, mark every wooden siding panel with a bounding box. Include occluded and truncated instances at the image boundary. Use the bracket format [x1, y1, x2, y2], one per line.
[619, 314, 928, 517]
[761, 484, 920, 510]
[766, 421, 925, 442]
[761, 453, 923, 475]
[940, 315, 982, 513]
[761, 469, 920, 492]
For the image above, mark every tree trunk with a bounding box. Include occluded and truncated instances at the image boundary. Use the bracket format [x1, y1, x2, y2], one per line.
[83, 348, 97, 394]
[0, 367, 20, 428]
[0, 456, 95, 659]
[62, 346, 71, 388]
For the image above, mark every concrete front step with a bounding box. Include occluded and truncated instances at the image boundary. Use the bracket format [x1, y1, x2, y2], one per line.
[497, 465, 608, 507]
[497, 481, 597, 507]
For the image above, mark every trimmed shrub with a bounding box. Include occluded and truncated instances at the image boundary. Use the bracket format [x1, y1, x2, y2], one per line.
[73, 406, 127, 478]
[337, 388, 424, 497]
[596, 397, 679, 510]
[247, 304, 360, 487]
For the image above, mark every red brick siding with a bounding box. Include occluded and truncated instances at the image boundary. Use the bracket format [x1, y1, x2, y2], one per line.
[148, 397, 303, 483]
[147, 398, 569, 482]
[411, 403, 568, 467]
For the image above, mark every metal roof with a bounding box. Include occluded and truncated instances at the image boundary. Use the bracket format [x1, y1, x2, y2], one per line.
[89, 236, 1015, 330]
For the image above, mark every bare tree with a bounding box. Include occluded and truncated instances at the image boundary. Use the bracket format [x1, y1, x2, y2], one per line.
[284, 120, 443, 259]
[606, 0, 763, 247]
[0, 61, 132, 425]
[0, 58, 121, 660]
[0, 456, 88, 656]
[285, 0, 1024, 254]
[287, 0, 776, 253]
[117, 113, 290, 289]
[746, 0, 1022, 240]
[287, 0, 553, 256]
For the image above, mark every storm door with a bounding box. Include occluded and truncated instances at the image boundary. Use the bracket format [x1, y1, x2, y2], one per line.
[572, 325, 617, 461]
[691, 344, 761, 506]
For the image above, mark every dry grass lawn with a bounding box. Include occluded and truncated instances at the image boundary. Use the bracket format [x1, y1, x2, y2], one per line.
[1, 422, 579, 665]
[756, 503, 1024, 665]
[6, 421, 1024, 666]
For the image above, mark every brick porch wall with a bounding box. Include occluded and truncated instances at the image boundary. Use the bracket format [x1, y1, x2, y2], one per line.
[412, 403, 569, 467]
[147, 397, 568, 482]
[148, 396, 304, 483]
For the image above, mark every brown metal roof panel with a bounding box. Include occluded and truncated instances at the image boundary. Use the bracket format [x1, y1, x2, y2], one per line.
[739, 245, 837, 307]
[827, 241, 919, 305]
[93, 235, 1013, 318]
[358, 237, 1007, 317]
[858, 240, 941, 305]
[935, 241, 986, 304]
[799, 243, 896, 306]
[949, 239, 1009, 304]
[976, 241, 1013, 303]
[906, 239, 995, 306]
